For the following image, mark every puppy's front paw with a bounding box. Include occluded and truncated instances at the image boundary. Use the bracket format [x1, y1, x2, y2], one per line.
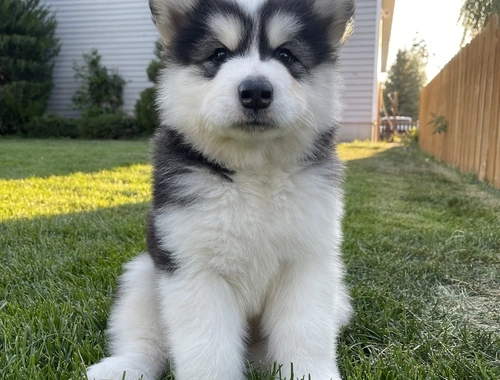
[86, 356, 154, 380]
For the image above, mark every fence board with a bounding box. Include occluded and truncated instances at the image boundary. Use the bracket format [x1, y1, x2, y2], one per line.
[419, 15, 500, 189]
[478, 19, 497, 180]
[464, 38, 475, 173]
[493, 18, 500, 188]
[474, 31, 486, 174]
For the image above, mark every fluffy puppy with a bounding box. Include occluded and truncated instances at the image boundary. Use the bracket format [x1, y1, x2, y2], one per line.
[87, 0, 354, 379]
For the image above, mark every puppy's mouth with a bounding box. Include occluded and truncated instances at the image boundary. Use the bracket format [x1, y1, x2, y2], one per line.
[234, 111, 277, 131]
[234, 121, 275, 131]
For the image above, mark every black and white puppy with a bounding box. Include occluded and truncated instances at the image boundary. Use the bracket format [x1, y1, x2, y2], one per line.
[87, 0, 354, 379]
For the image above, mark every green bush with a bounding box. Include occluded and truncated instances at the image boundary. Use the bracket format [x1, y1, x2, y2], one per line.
[146, 40, 164, 83]
[134, 40, 164, 134]
[0, 0, 60, 134]
[147, 59, 163, 84]
[78, 113, 138, 139]
[398, 126, 419, 147]
[72, 49, 126, 115]
[135, 87, 159, 135]
[81, 105, 107, 119]
[25, 113, 79, 138]
[0, 81, 51, 134]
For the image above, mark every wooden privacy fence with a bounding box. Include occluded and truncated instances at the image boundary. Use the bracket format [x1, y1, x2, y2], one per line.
[419, 15, 500, 189]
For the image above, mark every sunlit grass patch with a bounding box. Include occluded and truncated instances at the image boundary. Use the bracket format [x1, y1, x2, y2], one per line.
[1, 165, 151, 220]
[338, 140, 393, 161]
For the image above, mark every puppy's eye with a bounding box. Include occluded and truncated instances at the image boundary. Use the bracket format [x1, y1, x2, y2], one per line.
[277, 48, 294, 64]
[212, 48, 228, 63]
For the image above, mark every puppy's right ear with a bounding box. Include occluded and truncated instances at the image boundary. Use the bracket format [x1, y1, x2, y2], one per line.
[149, 0, 197, 45]
[312, 0, 355, 47]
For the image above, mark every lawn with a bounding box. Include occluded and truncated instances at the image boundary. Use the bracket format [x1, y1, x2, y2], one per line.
[0, 139, 499, 380]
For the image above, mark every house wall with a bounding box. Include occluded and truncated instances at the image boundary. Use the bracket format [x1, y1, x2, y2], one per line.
[338, 0, 381, 141]
[42, 0, 158, 117]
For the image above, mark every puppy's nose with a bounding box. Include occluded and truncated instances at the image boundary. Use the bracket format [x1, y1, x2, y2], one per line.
[238, 79, 273, 110]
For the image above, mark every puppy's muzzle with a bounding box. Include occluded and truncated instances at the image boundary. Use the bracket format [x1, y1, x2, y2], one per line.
[238, 78, 273, 111]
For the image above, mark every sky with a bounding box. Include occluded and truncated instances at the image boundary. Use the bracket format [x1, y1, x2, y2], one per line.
[387, 0, 465, 82]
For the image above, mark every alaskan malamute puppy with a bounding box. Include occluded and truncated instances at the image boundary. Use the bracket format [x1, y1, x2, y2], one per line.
[87, 0, 354, 379]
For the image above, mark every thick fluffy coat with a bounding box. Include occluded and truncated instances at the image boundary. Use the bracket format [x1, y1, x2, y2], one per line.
[87, 0, 354, 379]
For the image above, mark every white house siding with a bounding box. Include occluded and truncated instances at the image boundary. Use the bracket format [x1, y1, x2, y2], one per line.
[339, 0, 381, 141]
[42, 0, 158, 117]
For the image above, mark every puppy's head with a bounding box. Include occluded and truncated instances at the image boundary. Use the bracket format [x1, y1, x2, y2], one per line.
[151, 0, 354, 168]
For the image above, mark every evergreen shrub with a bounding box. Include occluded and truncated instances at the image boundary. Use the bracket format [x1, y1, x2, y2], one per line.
[135, 41, 164, 134]
[25, 113, 78, 138]
[0, 0, 60, 134]
[78, 113, 138, 139]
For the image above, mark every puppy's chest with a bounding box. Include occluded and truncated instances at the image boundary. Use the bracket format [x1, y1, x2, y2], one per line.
[154, 167, 338, 311]
[170, 168, 335, 270]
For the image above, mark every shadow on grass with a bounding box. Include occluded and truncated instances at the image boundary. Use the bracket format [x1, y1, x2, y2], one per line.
[1, 202, 150, 278]
[0, 202, 150, 380]
[0, 139, 150, 179]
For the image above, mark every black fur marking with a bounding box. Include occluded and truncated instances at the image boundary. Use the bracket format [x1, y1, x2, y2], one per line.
[158, 0, 350, 80]
[168, 0, 253, 79]
[303, 126, 343, 183]
[258, 0, 336, 79]
[151, 127, 235, 209]
[147, 214, 179, 273]
[305, 127, 337, 164]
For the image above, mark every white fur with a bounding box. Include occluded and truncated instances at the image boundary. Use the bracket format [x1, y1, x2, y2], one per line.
[87, 0, 353, 379]
[86, 255, 168, 380]
[208, 13, 244, 51]
[153, 167, 351, 379]
[266, 12, 303, 49]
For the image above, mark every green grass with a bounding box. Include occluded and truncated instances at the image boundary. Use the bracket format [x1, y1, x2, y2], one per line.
[1, 139, 499, 380]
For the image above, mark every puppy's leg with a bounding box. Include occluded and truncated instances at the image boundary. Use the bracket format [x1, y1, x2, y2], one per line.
[261, 260, 349, 380]
[87, 254, 168, 380]
[157, 270, 246, 380]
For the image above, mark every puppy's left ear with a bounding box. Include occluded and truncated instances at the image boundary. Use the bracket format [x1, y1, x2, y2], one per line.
[313, 0, 355, 47]
[149, 0, 197, 46]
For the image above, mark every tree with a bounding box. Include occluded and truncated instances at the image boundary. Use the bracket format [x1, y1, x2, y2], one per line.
[459, 0, 500, 42]
[383, 41, 428, 120]
[0, 0, 60, 134]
